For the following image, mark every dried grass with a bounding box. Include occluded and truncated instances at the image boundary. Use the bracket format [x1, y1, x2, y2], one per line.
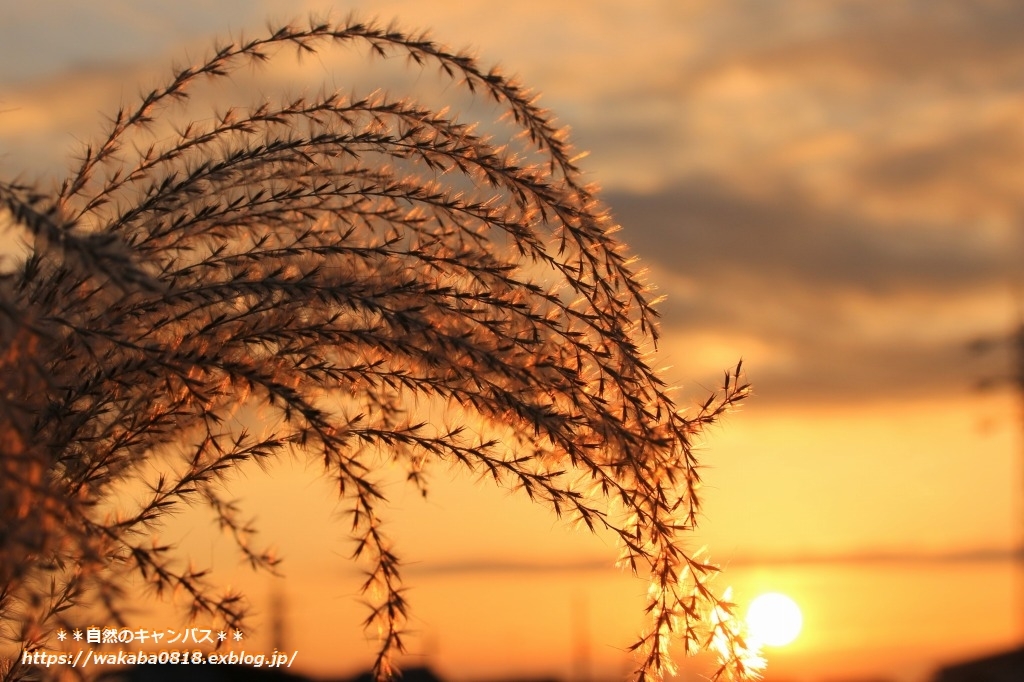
[0, 16, 755, 682]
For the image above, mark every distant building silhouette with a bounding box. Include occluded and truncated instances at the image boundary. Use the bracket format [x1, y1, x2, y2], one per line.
[95, 663, 319, 682]
[933, 646, 1024, 682]
[94, 662, 572, 682]
[90, 663, 462, 682]
[349, 667, 445, 682]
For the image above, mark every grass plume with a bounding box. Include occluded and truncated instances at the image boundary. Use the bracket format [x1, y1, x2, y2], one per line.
[0, 15, 754, 681]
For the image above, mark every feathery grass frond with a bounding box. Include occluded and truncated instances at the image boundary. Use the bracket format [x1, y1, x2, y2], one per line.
[0, 15, 754, 682]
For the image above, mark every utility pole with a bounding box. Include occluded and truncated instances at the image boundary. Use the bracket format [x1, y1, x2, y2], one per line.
[269, 584, 287, 653]
[570, 593, 592, 682]
[971, 316, 1024, 639]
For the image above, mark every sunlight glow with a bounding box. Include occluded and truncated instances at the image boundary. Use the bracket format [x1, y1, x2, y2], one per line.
[746, 592, 803, 647]
[708, 587, 767, 677]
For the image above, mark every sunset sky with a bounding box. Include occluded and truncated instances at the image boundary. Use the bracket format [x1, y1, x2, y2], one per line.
[2, 2, 1023, 681]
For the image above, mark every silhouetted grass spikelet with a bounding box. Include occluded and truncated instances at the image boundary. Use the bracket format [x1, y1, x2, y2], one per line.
[0, 15, 754, 682]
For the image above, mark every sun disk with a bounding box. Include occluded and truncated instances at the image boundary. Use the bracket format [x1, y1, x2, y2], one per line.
[746, 592, 803, 647]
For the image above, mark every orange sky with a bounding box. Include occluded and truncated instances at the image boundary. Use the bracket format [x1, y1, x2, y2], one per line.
[2, 2, 1023, 681]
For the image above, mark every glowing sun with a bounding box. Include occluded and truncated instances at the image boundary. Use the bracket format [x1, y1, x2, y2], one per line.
[746, 592, 803, 647]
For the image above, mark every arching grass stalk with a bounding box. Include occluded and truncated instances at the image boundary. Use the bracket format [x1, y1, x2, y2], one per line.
[0, 16, 755, 681]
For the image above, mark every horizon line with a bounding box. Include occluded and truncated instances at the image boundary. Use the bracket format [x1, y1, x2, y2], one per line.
[395, 546, 1024, 576]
